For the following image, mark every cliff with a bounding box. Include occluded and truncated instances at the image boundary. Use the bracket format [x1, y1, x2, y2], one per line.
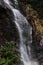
[18, 1, 43, 64]
[0, 0, 43, 65]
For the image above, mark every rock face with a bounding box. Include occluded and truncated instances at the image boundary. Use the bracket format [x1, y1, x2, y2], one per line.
[0, 5, 19, 44]
[0, 0, 43, 65]
[18, 1, 43, 64]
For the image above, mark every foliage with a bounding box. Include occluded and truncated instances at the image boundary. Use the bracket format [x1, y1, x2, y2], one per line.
[0, 41, 20, 65]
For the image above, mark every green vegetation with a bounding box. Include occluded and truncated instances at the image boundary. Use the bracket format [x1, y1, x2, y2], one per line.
[0, 41, 20, 65]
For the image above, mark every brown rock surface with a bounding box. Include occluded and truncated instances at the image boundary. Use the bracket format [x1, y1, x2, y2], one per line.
[18, 2, 43, 64]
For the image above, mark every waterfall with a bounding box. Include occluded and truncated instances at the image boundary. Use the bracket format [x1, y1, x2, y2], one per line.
[3, 0, 39, 65]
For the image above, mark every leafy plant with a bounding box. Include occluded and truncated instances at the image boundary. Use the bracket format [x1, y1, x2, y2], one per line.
[0, 41, 20, 65]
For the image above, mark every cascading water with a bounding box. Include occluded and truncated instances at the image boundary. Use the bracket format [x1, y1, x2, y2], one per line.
[3, 0, 39, 65]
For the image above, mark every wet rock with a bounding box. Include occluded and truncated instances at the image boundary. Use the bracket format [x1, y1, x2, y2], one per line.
[0, 5, 19, 45]
[18, 1, 43, 64]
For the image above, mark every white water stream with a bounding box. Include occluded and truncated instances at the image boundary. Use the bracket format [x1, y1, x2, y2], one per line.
[3, 0, 39, 65]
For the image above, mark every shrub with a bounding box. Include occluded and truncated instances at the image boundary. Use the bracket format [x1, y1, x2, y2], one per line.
[0, 41, 20, 65]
